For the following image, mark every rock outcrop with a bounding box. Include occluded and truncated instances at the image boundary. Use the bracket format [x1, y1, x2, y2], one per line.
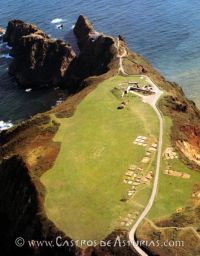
[73, 15, 95, 50]
[3, 17, 118, 90]
[3, 20, 48, 46]
[180, 124, 200, 149]
[176, 124, 200, 167]
[3, 20, 76, 88]
[68, 15, 117, 90]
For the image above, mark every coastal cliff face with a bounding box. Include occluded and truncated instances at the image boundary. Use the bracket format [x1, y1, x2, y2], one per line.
[3, 20, 76, 88]
[176, 125, 200, 167]
[158, 92, 200, 169]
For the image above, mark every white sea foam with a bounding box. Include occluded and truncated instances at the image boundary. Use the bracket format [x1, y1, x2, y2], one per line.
[6, 45, 12, 50]
[56, 99, 63, 106]
[51, 18, 65, 24]
[0, 121, 13, 131]
[56, 24, 62, 29]
[0, 29, 5, 36]
[71, 24, 75, 29]
[0, 53, 13, 59]
[25, 88, 32, 92]
[0, 42, 7, 49]
[51, 99, 63, 109]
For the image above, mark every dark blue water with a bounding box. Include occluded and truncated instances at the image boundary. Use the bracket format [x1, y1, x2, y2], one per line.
[0, 0, 200, 122]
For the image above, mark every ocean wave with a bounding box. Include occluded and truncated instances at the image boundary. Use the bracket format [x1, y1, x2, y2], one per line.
[51, 18, 65, 24]
[0, 29, 5, 36]
[0, 120, 13, 131]
[56, 99, 63, 106]
[25, 88, 32, 92]
[6, 45, 12, 50]
[51, 98, 63, 109]
[0, 41, 12, 50]
[0, 42, 7, 48]
[71, 24, 75, 30]
[0, 53, 13, 59]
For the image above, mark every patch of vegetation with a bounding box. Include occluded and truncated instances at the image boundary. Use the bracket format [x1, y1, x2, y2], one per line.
[0, 113, 60, 176]
[137, 219, 200, 256]
[55, 111, 73, 119]
[111, 87, 122, 99]
[0, 114, 50, 145]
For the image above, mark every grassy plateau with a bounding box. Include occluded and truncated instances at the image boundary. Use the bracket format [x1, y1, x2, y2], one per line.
[41, 75, 159, 242]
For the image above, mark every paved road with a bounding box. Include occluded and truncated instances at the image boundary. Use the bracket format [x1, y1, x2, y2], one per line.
[128, 76, 163, 256]
[115, 39, 164, 255]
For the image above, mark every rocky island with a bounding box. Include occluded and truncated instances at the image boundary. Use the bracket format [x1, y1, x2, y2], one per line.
[3, 16, 117, 90]
[0, 15, 200, 256]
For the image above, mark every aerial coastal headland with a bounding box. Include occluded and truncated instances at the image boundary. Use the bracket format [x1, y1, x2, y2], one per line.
[0, 15, 200, 256]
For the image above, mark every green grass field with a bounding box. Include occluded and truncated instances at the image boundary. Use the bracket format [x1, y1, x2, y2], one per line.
[148, 116, 200, 220]
[41, 75, 159, 242]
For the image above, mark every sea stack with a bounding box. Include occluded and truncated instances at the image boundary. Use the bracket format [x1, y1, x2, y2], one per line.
[73, 15, 95, 49]
[71, 15, 118, 80]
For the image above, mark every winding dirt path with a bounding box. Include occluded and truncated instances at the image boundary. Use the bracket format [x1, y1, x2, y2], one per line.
[116, 37, 128, 75]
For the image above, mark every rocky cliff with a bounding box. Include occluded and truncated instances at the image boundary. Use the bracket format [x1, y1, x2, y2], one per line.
[70, 15, 118, 85]
[4, 20, 48, 46]
[3, 20, 76, 88]
[73, 15, 94, 50]
[3, 16, 118, 90]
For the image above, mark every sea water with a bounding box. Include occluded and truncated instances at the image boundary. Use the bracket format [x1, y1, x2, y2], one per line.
[0, 0, 200, 123]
